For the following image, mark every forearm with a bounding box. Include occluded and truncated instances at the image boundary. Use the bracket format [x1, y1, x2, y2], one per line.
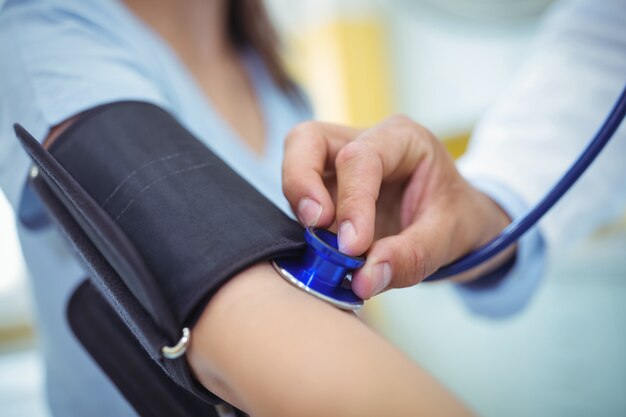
[189, 263, 472, 417]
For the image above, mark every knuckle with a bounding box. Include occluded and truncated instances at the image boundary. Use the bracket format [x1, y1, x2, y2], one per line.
[339, 192, 374, 215]
[387, 113, 413, 127]
[397, 236, 432, 286]
[335, 140, 366, 166]
[414, 243, 434, 282]
[391, 115, 420, 144]
[385, 114, 434, 146]
[281, 172, 302, 196]
[335, 141, 382, 178]
[285, 120, 321, 146]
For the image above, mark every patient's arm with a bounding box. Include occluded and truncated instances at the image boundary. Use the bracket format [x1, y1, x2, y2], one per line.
[41, 104, 471, 416]
[189, 263, 472, 417]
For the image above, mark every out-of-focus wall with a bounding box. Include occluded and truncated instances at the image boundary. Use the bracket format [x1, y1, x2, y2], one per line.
[387, 4, 538, 138]
[266, 0, 539, 135]
[268, 0, 396, 127]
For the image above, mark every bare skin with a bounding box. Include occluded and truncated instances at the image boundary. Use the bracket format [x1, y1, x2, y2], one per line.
[282, 117, 515, 299]
[41, 1, 475, 415]
[188, 263, 473, 417]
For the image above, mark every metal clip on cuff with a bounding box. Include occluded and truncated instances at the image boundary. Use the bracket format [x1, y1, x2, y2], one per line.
[162, 327, 191, 359]
[272, 227, 365, 310]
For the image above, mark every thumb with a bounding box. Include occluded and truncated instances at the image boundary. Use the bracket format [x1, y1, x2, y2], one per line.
[351, 221, 450, 299]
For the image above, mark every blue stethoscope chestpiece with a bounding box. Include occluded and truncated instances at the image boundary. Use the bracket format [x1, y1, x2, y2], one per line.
[272, 227, 366, 310]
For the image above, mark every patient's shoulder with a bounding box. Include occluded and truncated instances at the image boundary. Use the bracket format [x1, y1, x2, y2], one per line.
[0, 0, 168, 131]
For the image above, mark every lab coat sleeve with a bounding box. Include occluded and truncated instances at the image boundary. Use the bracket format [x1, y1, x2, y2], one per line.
[454, 0, 626, 317]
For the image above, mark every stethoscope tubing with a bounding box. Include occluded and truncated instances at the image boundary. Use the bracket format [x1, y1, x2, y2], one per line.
[425, 84, 626, 281]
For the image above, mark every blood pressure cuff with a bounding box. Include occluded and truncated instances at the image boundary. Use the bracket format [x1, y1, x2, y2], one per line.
[14, 101, 306, 406]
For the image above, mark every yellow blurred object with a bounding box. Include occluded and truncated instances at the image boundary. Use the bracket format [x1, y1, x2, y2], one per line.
[442, 131, 471, 159]
[288, 14, 472, 156]
[0, 324, 33, 348]
[290, 17, 394, 127]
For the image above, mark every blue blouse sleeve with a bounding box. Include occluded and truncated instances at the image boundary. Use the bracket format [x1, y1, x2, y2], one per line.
[0, 0, 168, 218]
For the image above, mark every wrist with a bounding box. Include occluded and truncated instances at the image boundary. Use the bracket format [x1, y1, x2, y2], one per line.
[448, 185, 515, 283]
[473, 187, 512, 248]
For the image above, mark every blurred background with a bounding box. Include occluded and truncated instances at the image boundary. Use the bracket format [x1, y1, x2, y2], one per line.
[1, 0, 625, 416]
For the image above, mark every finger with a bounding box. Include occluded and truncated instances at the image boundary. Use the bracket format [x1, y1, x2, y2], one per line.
[282, 122, 359, 227]
[334, 116, 434, 256]
[334, 140, 382, 256]
[351, 215, 453, 299]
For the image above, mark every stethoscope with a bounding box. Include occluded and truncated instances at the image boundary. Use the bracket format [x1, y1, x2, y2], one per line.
[273, 85, 626, 310]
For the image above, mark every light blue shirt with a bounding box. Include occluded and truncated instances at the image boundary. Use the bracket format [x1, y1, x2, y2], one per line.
[0, 0, 564, 415]
[0, 1, 309, 415]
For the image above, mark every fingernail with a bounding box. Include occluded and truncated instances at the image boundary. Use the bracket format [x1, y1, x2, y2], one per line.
[372, 262, 392, 296]
[297, 198, 322, 226]
[338, 221, 357, 253]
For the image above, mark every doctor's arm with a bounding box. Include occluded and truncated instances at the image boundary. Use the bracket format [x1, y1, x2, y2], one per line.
[282, 0, 626, 317]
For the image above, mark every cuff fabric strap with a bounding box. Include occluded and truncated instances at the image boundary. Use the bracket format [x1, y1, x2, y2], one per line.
[47, 101, 305, 326]
[14, 101, 306, 405]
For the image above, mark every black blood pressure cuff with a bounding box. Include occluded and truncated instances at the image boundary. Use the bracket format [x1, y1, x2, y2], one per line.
[15, 101, 306, 407]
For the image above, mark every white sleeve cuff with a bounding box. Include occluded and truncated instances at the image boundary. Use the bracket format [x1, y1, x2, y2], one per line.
[453, 178, 547, 318]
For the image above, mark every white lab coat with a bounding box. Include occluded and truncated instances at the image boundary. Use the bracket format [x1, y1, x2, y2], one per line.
[454, 0, 626, 317]
[382, 1, 626, 415]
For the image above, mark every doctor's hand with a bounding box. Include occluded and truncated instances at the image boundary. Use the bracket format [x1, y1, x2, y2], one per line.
[282, 116, 513, 299]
